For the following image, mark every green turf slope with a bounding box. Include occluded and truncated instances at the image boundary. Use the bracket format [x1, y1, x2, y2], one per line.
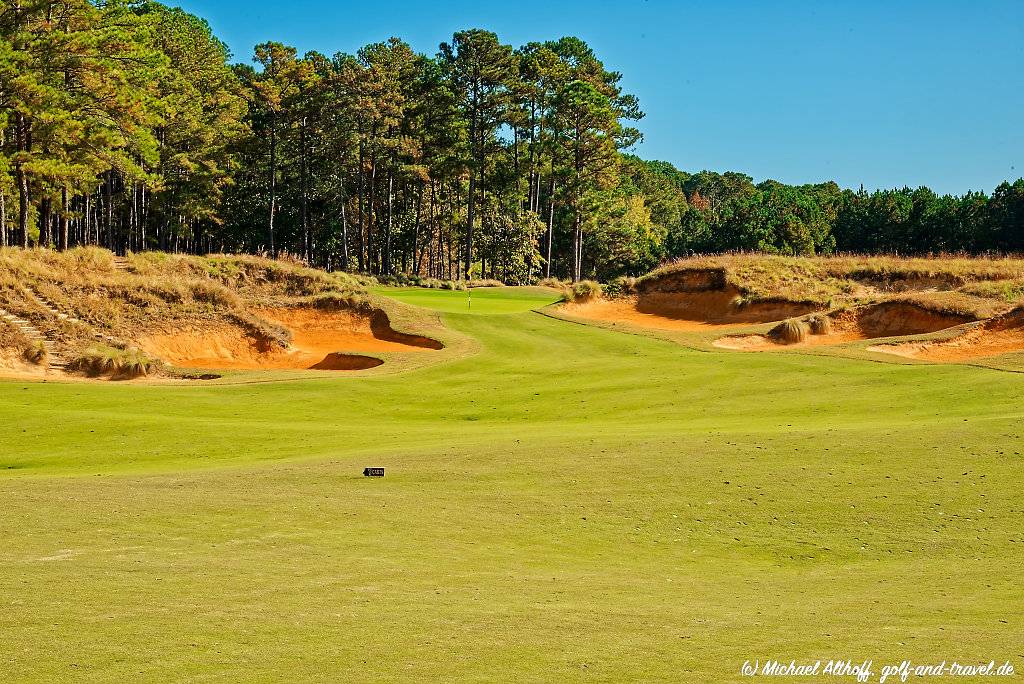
[0, 288, 1021, 682]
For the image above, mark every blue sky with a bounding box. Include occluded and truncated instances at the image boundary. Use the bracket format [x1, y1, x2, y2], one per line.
[171, 0, 1022, 195]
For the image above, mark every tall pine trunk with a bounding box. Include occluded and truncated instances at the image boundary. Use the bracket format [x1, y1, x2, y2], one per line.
[383, 167, 394, 275]
[340, 174, 350, 271]
[356, 143, 365, 271]
[300, 115, 310, 261]
[546, 176, 556, 279]
[0, 187, 6, 248]
[59, 186, 69, 251]
[268, 116, 278, 257]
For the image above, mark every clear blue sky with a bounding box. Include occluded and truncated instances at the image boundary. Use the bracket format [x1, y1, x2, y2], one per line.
[172, 0, 1022, 195]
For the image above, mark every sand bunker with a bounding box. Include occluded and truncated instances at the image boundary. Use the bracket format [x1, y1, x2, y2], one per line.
[566, 291, 820, 331]
[714, 302, 974, 352]
[714, 330, 864, 351]
[869, 309, 1024, 362]
[139, 307, 438, 371]
[0, 349, 47, 379]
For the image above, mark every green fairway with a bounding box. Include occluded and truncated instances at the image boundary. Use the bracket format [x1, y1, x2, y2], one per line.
[371, 285, 563, 314]
[1, 288, 1022, 682]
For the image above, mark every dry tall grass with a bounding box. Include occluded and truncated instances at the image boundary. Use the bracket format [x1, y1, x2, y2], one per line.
[770, 319, 810, 344]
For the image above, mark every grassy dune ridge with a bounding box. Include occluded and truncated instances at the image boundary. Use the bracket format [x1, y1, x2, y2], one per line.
[640, 254, 1024, 317]
[0, 248, 372, 369]
[1, 285, 1022, 681]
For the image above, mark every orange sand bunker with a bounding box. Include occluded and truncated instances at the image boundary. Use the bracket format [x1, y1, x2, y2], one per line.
[714, 302, 974, 352]
[140, 307, 438, 371]
[566, 292, 819, 331]
[869, 309, 1024, 361]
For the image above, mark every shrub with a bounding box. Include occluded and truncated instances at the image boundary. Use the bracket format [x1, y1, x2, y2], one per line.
[769, 319, 809, 344]
[604, 276, 638, 298]
[806, 314, 833, 335]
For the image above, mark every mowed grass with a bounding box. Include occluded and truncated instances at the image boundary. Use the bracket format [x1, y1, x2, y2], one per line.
[371, 285, 563, 314]
[1, 288, 1023, 682]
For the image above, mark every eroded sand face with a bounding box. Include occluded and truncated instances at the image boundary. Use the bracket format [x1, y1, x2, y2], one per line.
[565, 293, 819, 331]
[139, 308, 435, 370]
[564, 297, 745, 332]
[869, 312, 1024, 362]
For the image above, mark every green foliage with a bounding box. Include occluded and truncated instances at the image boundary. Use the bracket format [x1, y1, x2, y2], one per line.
[603, 276, 638, 298]
[1, 2, 1021, 287]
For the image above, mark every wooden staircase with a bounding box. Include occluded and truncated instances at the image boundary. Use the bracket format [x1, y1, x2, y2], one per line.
[0, 307, 66, 372]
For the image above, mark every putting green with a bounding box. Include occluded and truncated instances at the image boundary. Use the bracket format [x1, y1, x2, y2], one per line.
[0, 288, 1021, 681]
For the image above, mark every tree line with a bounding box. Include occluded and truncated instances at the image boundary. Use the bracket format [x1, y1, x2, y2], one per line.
[2, 1, 1022, 283]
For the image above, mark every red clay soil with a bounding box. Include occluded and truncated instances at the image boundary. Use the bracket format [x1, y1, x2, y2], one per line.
[870, 308, 1024, 361]
[714, 302, 974, 352]
[854, 302, 974, 338]
[565, 292, 820, 331]
[139, 307, 437, 371]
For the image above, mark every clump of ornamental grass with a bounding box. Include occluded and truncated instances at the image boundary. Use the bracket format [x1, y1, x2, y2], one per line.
[22, 340, 48, 365]
[69, 345, 158, 379]
[189, 280, 241, 308]
[564, 280, 603, 302]
[806, 314, 833, 335]
[536, 277, 567, 289]
[468, 278, 504, 288]
[769, 318, 810, 344]
[308, 291, 367, 311]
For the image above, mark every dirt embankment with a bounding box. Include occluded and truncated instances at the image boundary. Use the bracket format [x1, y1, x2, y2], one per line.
[567, 269, 821, 331]
[869, 308, 1024, 362]
[138, 306, 439, 371]
[714, 302, 975, 352]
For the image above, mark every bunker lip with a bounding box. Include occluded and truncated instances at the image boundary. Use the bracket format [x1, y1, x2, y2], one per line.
[714, 302, 976, 352]
[564, 291, 821, 331]
[138, 305, 440, 371]
[869, 307, 1024, 362]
